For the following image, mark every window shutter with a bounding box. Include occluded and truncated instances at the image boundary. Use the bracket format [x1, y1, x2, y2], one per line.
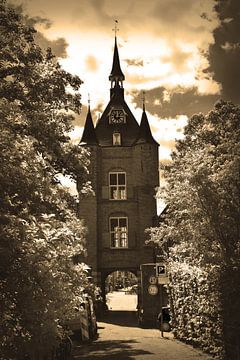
[102, 232, 110, 248]
[102, 186, 109, 199]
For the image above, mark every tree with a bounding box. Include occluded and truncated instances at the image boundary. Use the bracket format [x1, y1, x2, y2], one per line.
[148, 100, 240, 359]
[0, 2, 94, 359]
[0, 0, 88, 182]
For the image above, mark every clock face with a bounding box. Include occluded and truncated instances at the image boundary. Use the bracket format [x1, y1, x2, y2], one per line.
[109, 109, 125, 124]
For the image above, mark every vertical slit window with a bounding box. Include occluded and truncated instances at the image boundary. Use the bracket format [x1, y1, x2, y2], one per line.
[113, 132, 121, 146]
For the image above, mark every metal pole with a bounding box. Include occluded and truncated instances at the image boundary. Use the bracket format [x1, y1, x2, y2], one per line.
[159, 283, 164, 337]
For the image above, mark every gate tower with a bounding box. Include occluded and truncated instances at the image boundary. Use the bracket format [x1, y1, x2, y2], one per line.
[78, 35, 159, 300]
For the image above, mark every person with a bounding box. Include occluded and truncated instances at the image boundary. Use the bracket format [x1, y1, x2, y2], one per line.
[157, 307, 171, 332]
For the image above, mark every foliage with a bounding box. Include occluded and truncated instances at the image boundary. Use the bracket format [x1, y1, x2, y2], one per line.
[0, 2, 94, 359]
[167, 244, 224, 358]
[148, 100, 240, 359]
[0, 0, 89, 182]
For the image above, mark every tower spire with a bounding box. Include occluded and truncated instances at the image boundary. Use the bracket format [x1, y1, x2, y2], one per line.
[109, 20, 125, 89]
[80, 97, 98, 146]
[136, 92, 159, 146]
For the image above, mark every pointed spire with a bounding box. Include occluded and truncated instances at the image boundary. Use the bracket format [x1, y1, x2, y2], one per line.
[80, 103, 98, 146]
[109, 21, 125, 84]
[136, 93, 159, 145]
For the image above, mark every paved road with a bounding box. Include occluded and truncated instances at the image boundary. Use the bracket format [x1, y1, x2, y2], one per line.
[73, 292, 214, 360]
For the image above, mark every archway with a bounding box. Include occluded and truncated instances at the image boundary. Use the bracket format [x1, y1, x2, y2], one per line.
[105, 270, 138, 311]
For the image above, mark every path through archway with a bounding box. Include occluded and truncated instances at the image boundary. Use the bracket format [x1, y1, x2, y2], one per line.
[105, 271, 138, 311]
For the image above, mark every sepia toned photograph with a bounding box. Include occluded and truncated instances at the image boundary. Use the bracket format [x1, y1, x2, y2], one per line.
[0, 0, 239, 359]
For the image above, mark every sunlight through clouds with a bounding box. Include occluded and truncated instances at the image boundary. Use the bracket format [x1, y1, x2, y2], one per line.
[13, 0, 220, 159]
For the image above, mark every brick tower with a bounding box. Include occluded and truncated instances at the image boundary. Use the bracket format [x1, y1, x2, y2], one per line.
[79, 35, 159, 299]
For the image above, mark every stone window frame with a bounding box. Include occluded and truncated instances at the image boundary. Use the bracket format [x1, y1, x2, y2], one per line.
[113, 132, 121, 146]
[109, 216, 128, 248]
[109, 171, 127, 200]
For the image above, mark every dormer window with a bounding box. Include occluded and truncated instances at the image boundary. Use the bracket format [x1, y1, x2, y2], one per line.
[113, 132, 121, 146]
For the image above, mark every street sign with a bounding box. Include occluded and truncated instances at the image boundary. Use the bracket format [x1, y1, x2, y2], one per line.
[148, 285, 158, 295]
[156, 263, 167, 277]
[158, 276, 170, 285]
[149, 275, 157, 284]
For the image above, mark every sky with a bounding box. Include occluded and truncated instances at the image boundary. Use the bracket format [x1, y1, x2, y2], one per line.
[10, 0, 240, 196]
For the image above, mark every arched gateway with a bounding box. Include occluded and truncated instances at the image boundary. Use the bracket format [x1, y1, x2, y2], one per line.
[78, 34, 159, 304]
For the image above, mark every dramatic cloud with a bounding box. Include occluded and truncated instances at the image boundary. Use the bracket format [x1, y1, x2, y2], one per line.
[10, 0, 239, 163]
[206, 0, 240, 104]
[131, 87, 219, 118]
[34, 33, 68, 58]
[15, 0, 217, 47]
[12, 0, 220, 109]
[20, 9, 69, 58]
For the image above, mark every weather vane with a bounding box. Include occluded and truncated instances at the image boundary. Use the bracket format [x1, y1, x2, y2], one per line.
[112, 19, 119, 37]
[88, 93, 91, 107]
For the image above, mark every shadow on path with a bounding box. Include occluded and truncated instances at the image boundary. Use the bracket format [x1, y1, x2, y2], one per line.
[73, 339, 152, 359]
[99, 309, 157, 329]
[99, 310, 138, 328]
[72, 311, 154, 359]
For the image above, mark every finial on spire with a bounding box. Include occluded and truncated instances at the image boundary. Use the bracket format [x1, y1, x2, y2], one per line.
[112, 20, 119, 37]
[88, 93, 91, 108]
[142, 91, 146, 111]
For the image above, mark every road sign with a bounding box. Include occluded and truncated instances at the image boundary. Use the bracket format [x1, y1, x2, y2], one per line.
[158, 276, 170, 285]
[156, 263, 167, 277]
[149, 275, 157, 284]
[148, 285, 158, 295]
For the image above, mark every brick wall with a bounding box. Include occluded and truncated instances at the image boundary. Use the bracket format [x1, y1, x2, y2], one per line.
[78, 142, 159, 285]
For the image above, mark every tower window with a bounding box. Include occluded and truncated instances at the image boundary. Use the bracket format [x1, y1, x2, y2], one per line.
[110, 217, 128, 248]
[113, 132, 121, 146]
[109, 172, 126, 200]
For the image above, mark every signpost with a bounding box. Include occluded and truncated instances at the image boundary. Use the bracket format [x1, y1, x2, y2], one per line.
[156, 263, 166, 277]
[139, 263, 170, 328]
[155, 263, 169, 337]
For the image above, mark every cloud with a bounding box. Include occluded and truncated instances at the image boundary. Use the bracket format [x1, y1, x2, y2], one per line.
[85, 55, 99, 72]
[206, 0, 240, 104]
[73, 105, 88, 127]
[34, 32, 68, 58]
[12, 0, 219, 104]
[125, 58, 144, 67]
[17, 0, 217, 46]
[161, 46, 192, 73]
[131, 86, 219, 118]
[11, 3, 69, 58]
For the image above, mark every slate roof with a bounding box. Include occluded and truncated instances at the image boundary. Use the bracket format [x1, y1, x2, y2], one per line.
[80, 107, 98, 145]
[109, 37, 125, 82]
